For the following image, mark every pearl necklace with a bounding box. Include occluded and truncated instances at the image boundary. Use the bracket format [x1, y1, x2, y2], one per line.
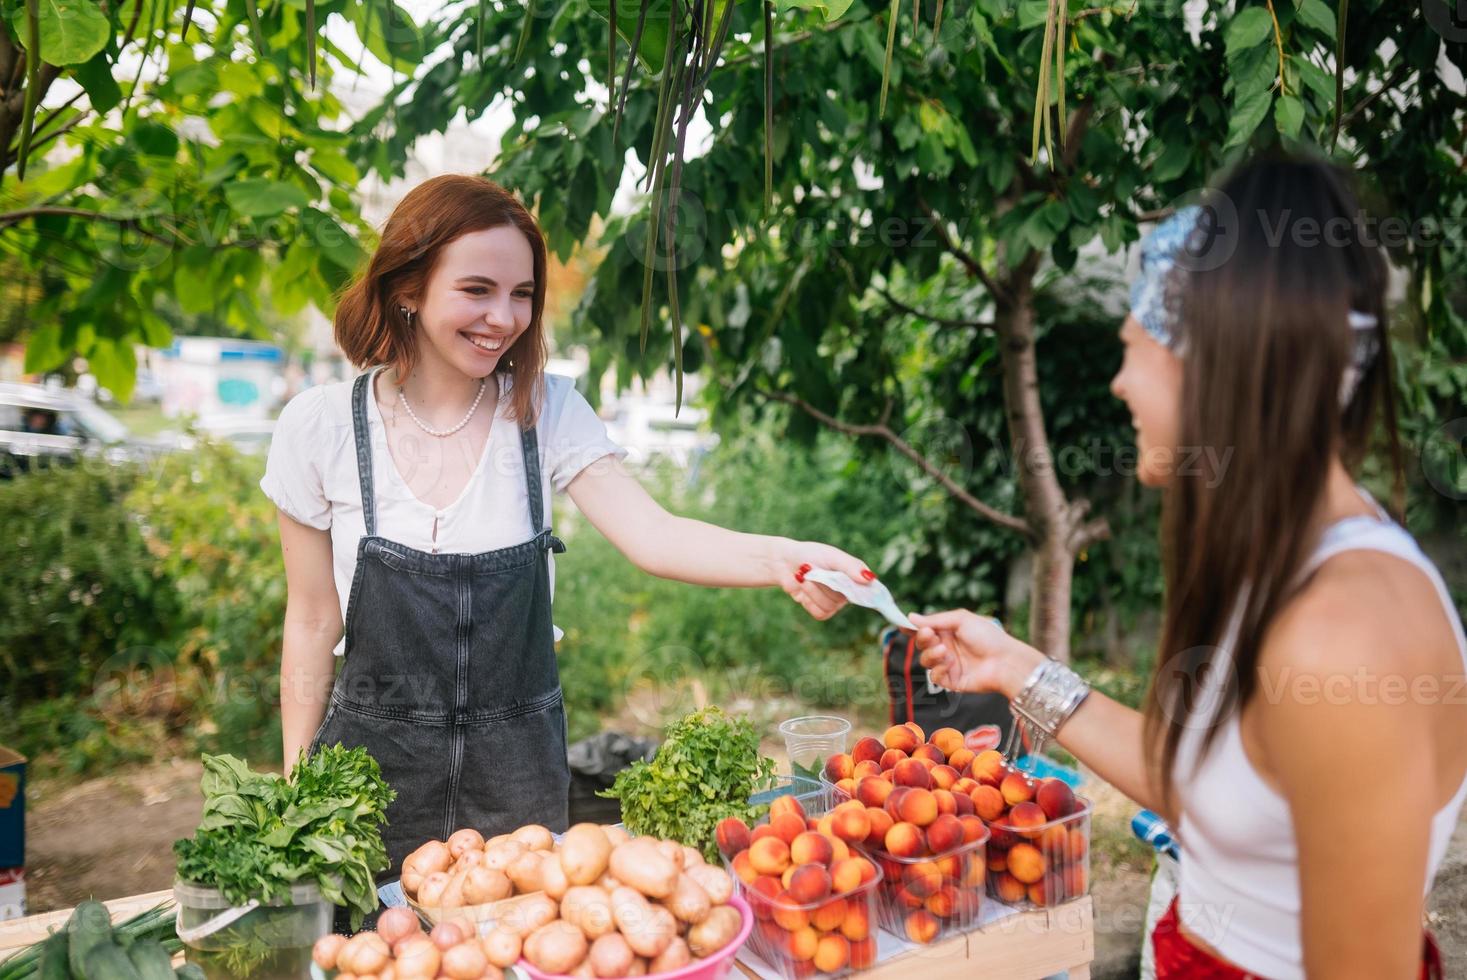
[397, 378, 488, 438]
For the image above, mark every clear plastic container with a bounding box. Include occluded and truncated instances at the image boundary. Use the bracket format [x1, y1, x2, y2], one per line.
[174, 878, 332, 980]
[778, 716, 851, 774]
[728, 856, 884, 977]
[983, 796, 1093, 910]
[751, 774, 831, 817]
[861, 827, 988, 945]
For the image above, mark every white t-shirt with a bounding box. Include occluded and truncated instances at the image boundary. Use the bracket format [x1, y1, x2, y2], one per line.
[261, 369, 626, 654]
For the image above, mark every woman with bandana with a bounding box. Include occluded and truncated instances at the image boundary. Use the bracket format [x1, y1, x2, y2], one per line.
[911, 155, 1465, 978]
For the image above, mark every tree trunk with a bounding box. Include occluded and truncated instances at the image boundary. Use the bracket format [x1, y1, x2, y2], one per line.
[1030, 538, 1075, 661]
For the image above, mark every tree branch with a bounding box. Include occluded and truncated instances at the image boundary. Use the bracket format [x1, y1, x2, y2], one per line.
[756, 385, 1032, 537]
[914, 195, 1012, 306]
[877, 286, 992, 331]
[0, 207, 178, 244]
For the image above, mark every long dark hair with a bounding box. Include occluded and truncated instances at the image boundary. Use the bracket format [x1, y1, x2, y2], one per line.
[332, 174, 549, 426]
[1143, 154, 1404, 804]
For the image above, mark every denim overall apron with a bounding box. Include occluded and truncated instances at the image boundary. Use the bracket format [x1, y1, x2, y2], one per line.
[308, 372, 571, 887]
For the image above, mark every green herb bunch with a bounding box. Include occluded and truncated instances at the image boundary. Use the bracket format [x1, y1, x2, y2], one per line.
[173, 747, 395, 930]
[602, 707, 775, 862]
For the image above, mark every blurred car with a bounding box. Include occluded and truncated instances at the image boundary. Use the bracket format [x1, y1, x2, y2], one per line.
[184, 415, 277, 456]
[0, 382, 161, 478]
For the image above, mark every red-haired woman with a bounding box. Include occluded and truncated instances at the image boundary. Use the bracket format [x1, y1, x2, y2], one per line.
[262, 174, 871, 876]
[912, 156, 1465, 978]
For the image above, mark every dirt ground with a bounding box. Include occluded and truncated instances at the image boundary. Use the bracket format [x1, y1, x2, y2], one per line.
[17, 758, 1467, 978]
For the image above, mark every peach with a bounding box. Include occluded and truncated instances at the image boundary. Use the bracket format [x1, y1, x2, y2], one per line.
[947, 748, 976, 774]
[790, 831, 834, 867]
[893, 882, 925, 910]
[883, 786, 911, 821]
[849, 937, 877, 970]
[970, 750, 1007, 787]
[1036, 779, 1077, 820]
[732, 850, 758, 885]
[912, 757, 938, 774]
[865, 807, 894, 848]
[884, 821, 925, 858]
[852, 736, 885, 765]
[852, 759, 882, 781]
[925, 885, 957, 918]
[904, 909, 940, 944]
[903, 860, 944, 898]
[716, 817, 752, 859]
[951, 886, 984, 920]
[1068, 827, 1090, 860]
[771, 812, 807, 846]
[952, 776, 979, 796]
[1026, 881, 1049, 907]
[816, 814, 837, 839]
[1000, 772, 1037, 806]
[770, 793, 807, 824]
[750, 874, 782, 917]
[807, 816, 821, 831]
[930, 727, 966, 759]
[749, 836, 792, 877]
[831, 807, 872, 845]
[882, 724, 921, 754]
[829, 836, 851, 862]
[891, 759, 932, 790]
[1007, 801, 1048, 839]
[936, 854, 962, 879]
[782, 864, 798, 890]
[912, 743, 946, 766]
[932, 789, 958, 817]
[952, 792, 976, 817]
[823, 753, 855, 784]
[1007, 843, 1046, 884]
[811, 896, 848, 932]
[988, 822, 1018, 849]
[831, 857, 863, 894]
[856, 775, 893, 808]
[1063, 861, 1088, 897]
[835, 797, 865, 814]
[786, 925, 818, 962]
[930, 764, 960, 790]
[904, 721, 927, 742]
[839, 901, 871, 942]
[787, 863, 832, 904]
[993, 871, 1026, 904]
[986, 849, 1008, 873]
[896, 788, 939, 828]
[924, 813, 965, 854]
[835, 777, 857, 799]
[878, 748, 909, 771]
[1039, 823, 1070, 852]
[751, 823, 781, 844]
[959, 815, 988, 845]
[813, 934, 849, 973]
[960, 855, 987, 889]
[772, 891, 809, 931]
[971, 785, 1006, 822]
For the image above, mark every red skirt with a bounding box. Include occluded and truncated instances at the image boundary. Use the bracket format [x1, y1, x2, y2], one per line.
[1153, 898, 1443, 980]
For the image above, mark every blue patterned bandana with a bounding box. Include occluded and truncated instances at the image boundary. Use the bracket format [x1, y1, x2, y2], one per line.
[1128, 205, 1201, 349]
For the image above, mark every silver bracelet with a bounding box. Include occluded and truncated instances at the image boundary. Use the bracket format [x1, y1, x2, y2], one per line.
[1011, 658, 1091, 740]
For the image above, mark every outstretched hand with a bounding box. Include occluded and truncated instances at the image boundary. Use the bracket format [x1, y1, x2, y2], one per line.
[910, 609, 1045, 698]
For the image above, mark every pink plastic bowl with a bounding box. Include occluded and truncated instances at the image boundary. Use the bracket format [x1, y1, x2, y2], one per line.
[516, 892, 754, 980]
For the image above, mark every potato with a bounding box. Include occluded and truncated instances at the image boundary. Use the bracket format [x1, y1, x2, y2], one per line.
[508, 850, 547, 894]
[446, 828, 485, 858]
[393, 937, 441, 980]
[647, 937, 690, 974]
[486, 834, 514, 848]
[603, 826, 631, 848]
[416, 871, 452, 908]
[560, 886, 616, 940]
[560, 824, 614, 886]
[569, 962, 597, 978]
[484, 840, 527, 872]
[437, 865, 469, 908]
[524, 920, 589, 975]
[399, 871, 424, 898]
[541, 851, 571, 900]
[687, 905, 742, 957]
[454, 849, 485, 870]
[480, 928, 522, 969]
[493, 892, 559, 938]
[404, 841, 452, 878]
[441, 941, 490, 980]
[609, 841, 678, 899]
[596, 873, 622, 892]
[611, 887, 676, 960]
[664, 873, 711, 925]
[680, 846, 705, 869]
[588, 932, 635, 978]
[511, 824, 556, 851]
[683, 864, 733, 906]
[655, 840, 685, 870]
[626, 957, 648, 977]
[462, 867, 512, 905]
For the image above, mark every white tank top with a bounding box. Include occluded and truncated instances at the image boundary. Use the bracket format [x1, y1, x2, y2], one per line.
[1174, 501, 1467, 979]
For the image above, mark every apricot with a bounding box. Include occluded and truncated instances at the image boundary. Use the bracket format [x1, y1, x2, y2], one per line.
[925, 813, 965, 854]
[782, 864, 798, 890]
[1007, 843, 1046, 884]
[811, 896, 848, 932]
[883, 786, 911, 821]
[925, 885, 957, 918]
[952, 792, 976, 817]
[912, 757, 938, 774]
[770, 812, 807, 846]
[1039, 823, 1070, 853]
[884, 821, 925, 858]
[1036, 778, 1076, 820]
[732, 850, 758, 885]
[969, 750, 1007, 787]
[878, 748, 909, 771]
[1063, 861, 1088, 897]
[950, 886, 984, 920]
[835, 798, 865, 814]
[960, 854, 986, 889]
[993, 871, 1026, 904]
[932, 789, 958, 817]
[829, 837, 850, 863]
[904, 909, 940, 944]
[986, 848, 1008, 873]
[823, 753, 855, 784]
[959, 815, 988, 845]
[749, 836, 792, 877]
[947, 748, 976, 774]
[790, 831, 834, 868]
[831, 857, 864, 894]
[930, 727, 966, 759]
[849, 937, 877, 969]
[831, 807, 871, 845]
[716, 817, 752, 860]
[892, 759, 933, 790]
[882, 724, 921, 754]
[1068, 827, 1090, 860]
[893, 883, 924, 909]
[903, 860, 944, 899]
[904, 721, 927, 742]
[772, 890, 810, 931]
[952, 776, 979, 796]
[1026, 881, 1049, 907]
[864, 807, 894, 849]
[770, 794, 807, 824]
[749, 874, 782, 917]
[1000, 772, 1037, 807]
[835, 777, 857, 799]
[751, 823, 781, 844]
[930, 764, 960, 790]
[935, 853, 962, 880]
[813, 934, 850, 973]
[896, 788, 939, 828]
[851, 735, 885, 766]
[971, 784, 1006, 822]
[840, 901, 871, 942]
[852, 759, 882, 781]
[856, 775, 893, 808]
[816, 814, 837, 840]
[1007, 801, 1048, 839]
[912, 743, 946, 767]
[785, 925, 818, 962]
[787, 863, 832, 905]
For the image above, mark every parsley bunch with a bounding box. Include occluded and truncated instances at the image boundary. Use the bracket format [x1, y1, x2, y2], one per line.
[602, 707, 775, 862]
[173, 747, 395, 929]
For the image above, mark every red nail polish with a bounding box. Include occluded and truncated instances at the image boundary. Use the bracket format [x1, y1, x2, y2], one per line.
[798, 563, 812, 574]
[861, 569, 876, 581]
[795, 572, 806, 584]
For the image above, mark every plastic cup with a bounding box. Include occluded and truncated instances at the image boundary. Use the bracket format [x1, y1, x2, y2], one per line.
[778, 715, 852, 772]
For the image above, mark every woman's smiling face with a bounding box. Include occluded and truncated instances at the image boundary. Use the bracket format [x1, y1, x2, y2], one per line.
[1110, 314, 1185, 487]
[412, 225, 537, 379]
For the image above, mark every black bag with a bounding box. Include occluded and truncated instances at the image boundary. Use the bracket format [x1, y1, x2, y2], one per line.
[882, 627, 1018, 748]
[566, 730, 658, 824]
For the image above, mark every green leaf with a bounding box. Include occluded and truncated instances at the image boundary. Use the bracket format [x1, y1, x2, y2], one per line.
[1294, 0, 1334, 37]
[1225, 87, 1272, 149]
[224, 179, 310, 217]
[1151, 140, 1190, 183]
[132, 122, 179, 158]
[1274, 93, 1304, 137]
[1224, 7, 1274, 61]
[86, 337, 136, 402]
[1293, 55, 1335, 103]
[586, 0, 670, 75]
[23, 322, 68, 373]
[72, 49, 121, 112]
[25, 0, 109, 65]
